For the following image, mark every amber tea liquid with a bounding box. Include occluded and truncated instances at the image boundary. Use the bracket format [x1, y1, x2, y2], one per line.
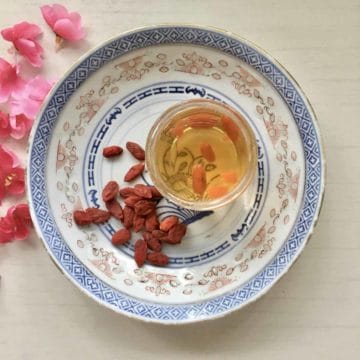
[154, 108, 253, 202]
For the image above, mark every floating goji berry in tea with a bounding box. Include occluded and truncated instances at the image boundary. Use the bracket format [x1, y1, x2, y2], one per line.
[200, 143, 216, 162]
[192, 164, 207, 195]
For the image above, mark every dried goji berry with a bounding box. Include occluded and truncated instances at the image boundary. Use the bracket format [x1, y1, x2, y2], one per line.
[192, 164, 207, 195]
[147, 252, 169, 266]
[145, 212, 159, 231]
[119, 187, 136, 198]
[152, 229, 168, 241]
[147, 237, 162, 252]
[134, 184, 152, 199]
[126, 141, 145, 161]
[85, 207, 111, 224]
[105, 199, 123, 221]
[133, 214, 145, 232]
[134, 239, 147, 267]
[124, 163, 145, 182]
[159, 216, 179, 232]
[149, 186, 162, 199]
[124, 195, 142, 207]
[102, 146, 123, 158]
[102, 180, 119, 202]
[167, 223, 187, 244]
[112, 228, 131, 245]
[73, 210, 92, 226]
[123, 206, 134, 229]
[134, 200, 156, 216]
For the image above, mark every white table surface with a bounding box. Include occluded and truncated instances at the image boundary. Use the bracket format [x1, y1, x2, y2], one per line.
[0, 0, 359, 359]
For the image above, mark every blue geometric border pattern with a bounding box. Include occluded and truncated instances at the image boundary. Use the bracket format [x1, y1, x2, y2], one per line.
[29, 26, 323, 322]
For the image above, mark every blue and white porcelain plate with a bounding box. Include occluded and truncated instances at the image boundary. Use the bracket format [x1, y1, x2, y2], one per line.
[27, 25, 324, 324]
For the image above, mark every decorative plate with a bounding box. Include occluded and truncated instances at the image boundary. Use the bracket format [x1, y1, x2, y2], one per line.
[27, 25, 325, 324]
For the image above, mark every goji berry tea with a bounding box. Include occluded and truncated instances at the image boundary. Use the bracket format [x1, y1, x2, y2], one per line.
[146, 99, 258, 210]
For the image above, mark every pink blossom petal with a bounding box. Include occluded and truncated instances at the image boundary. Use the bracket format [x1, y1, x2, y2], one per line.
[11, 76, 53, 119]
[13, 203, 32, 227]
[53, 18, 85, 41]
[40, 4, 85, 42]
[0, 144, 14, 172]
[0, 111, 11, 137]
[1, 27, 14, 41]
[9, 113, 33, 139]
[0, 57, 26, 102]
[12, 21, 42, 39]
[1, 22, 43, 67]
[5, 167, 25, 195]
[0, 215, 15, 243]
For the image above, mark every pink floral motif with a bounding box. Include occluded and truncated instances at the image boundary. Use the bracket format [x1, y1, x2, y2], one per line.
[208, 276, 233, 292]
[246, 224, 267, 249]
[1, 21, 43, 67]
[90, 259, 114, 279]
[40, 4, 85, 42]
[175, 52, 212, 75]
[288, 171, 300, 201]
[135, 270, 179, 296]
[265, 120, 288, 146]
[0, 57, 26, 103]
[0, 145, 25, 204]
[11, 75, 53, 119]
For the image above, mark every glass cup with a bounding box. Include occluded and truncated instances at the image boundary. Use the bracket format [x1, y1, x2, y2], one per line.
[145, 99, 257, 211]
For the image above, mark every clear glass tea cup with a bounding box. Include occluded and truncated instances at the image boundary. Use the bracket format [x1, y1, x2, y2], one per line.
[145, 99, 257, 211]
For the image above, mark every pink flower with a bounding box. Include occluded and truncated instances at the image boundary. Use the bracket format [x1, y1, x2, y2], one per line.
[1, 22, 43, 68]
[0, 111, 33, 139]
[0, 57, 26, 103]
[0, 110, 11, 137]
[0, 145, 25, 204]
[0, 203, 32, 243]
[41, 4, 85, 41]
[9, 113, 33, 139]
[11, 75, 53, 119]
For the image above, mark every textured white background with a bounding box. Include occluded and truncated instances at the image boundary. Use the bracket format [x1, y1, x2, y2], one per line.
[0, 0, 359, 359]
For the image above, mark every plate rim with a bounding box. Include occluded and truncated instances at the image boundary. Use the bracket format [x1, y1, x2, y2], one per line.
[27, 24, 326, 324]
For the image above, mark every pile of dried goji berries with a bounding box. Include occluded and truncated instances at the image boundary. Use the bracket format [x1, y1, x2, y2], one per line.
[73, 141, 187, 267]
